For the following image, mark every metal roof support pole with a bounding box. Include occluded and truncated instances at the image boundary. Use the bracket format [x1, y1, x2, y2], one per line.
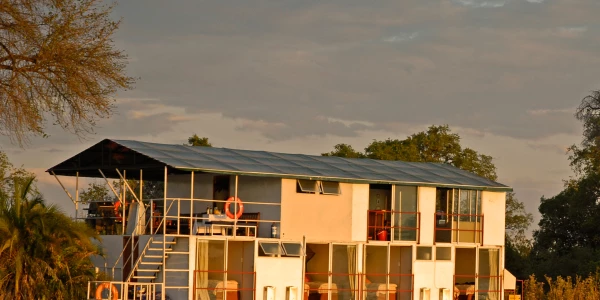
[234, 175, 238, 237]
[50, 171, 76, 205]
[75, 172, 79, 220]
[139, 169, 143, 203]
[190, 171, 194, 235]
[139, 169, 144, 235]
[162, 166, 167, 300]
[122, 170, 126, 235]
[98, 169, 122, 202]
[115, 169, 141, 203]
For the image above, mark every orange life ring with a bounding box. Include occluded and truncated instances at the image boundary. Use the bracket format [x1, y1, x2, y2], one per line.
[225, 196, 244, 219]
[95, 282, 119, 300]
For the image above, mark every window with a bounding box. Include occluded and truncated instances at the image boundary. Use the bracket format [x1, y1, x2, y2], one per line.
[259, 241, 282, 257]
[319, 181, 341, 195]
[436, 247, 451, 260]
[282, 242, 303, 257]
[436, 188, 481, 222]
[258, 241, 303, 257]
[416, 246, 432, 260]
[297, 179, 318, 193]
[297, 179, 341, 195]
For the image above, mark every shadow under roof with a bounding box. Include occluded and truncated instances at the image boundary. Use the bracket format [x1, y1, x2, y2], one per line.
[46, 139, 512, 191]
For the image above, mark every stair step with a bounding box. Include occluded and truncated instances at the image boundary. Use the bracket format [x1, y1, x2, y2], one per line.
[165, 268, 190, 272]
[148, 247, 172, 251]
[144, 255, 164, 258]
[133, 275, 157, 279]
[140, 261, 163, 265]
[152, 240, 177, 245]
[136, 269, 160, 273]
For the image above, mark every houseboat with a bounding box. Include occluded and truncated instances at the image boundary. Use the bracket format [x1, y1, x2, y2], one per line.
[47, 139, 516, 300]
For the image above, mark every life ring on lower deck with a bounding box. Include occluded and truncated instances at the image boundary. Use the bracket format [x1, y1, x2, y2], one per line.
[225, 196, 244, 219]
[95, 282, 119, 300]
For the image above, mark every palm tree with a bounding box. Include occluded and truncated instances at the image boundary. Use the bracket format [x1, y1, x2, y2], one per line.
[0, 175, 103, 299]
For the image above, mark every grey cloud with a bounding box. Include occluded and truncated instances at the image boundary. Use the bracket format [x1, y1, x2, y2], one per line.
[452, 0, 507, 8]
[235, 115, 369, 141]
[382, 32, 419, 43]
[107, 0, 600, 142]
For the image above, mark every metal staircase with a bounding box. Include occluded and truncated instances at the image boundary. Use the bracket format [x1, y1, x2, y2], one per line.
[128, 235, 176, 282]
[111, 200, 192, 300]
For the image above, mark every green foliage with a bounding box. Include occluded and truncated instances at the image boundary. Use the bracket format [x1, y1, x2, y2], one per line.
[79, 182, 112, 204]
[569, 91, 600, 176]
[0, 169, 102, 299]
[321, 144, 365, 158]
[188, 134, 212, 147]
[531, 172, 600, 279]
[505, 238, 532, 281]
[506, 192, 534, 255]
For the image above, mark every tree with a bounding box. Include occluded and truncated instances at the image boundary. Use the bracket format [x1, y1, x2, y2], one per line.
[504, 192, 534, 279]
[363, 125, 497, 180]
[188, 134, 212, 147]
[321, 143, 365, 158]
[79, 182, 112, 204]
[530, 174, 600, 278]
[569, 90, 600, 176]
[529, 90, 600, 278]
[0, 174, 102, 299]
[0, 0, 134, 146]
[505, 192, 534, 253]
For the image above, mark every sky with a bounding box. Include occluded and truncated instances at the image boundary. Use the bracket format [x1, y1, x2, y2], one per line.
[1, 0, 600, 231]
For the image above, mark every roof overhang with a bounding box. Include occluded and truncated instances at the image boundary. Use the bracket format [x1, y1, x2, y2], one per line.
[46, 139, 513, 192]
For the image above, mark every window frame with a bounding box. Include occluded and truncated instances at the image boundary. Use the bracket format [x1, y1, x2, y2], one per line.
[319, 181, 341, 195]
[281, 242, 303, 257]
[258, 241, 283, 257]
[297, 179, 318, 193]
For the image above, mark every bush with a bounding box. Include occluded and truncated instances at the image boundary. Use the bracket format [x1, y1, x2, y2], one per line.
[524, 273, 600, 300]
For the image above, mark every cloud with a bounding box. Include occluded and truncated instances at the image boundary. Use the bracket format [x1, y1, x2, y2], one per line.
[527, 142, 570, 155]
[452, 0, 506, 8]
[236, 115, 370, 141]
[556, 26, 588, 38]
[111, 0, 600, 143]
[382, 32, 419, 43]
[527, 108, 574, 116]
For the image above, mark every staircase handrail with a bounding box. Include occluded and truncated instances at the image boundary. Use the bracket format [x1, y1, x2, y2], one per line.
[125, 199, 176, 282]
[109, 200, 152, 279]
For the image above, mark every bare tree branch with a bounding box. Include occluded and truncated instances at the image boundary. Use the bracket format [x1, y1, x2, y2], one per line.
[0, 0, 134, 146]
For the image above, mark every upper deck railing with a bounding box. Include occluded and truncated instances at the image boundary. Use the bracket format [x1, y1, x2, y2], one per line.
[82, 197, 282, 239]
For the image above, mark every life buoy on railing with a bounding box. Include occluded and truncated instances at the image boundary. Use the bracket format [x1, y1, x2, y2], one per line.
[225, 196, 244, 219]
[95, 282, 119, 300]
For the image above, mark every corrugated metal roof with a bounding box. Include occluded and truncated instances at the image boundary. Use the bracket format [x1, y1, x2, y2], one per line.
[102, 139, 511, 191]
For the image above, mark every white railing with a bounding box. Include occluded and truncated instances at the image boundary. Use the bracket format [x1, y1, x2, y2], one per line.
[87, 280, 164, 300]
